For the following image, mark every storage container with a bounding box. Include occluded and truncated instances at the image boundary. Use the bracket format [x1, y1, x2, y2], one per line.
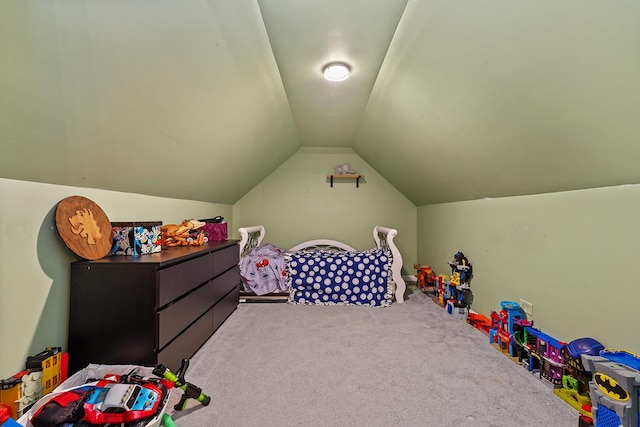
[111, 221, 162, 255]
[200, 222, 228, 241]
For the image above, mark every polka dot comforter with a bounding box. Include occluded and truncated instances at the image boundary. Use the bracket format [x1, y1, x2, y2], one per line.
[286, 249, 392, 307]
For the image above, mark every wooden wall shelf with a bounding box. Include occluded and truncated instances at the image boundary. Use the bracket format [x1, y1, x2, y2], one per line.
[327, 174, 365, 188]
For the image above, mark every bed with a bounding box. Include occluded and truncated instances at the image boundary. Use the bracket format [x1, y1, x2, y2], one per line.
[238, 225, 406, 305]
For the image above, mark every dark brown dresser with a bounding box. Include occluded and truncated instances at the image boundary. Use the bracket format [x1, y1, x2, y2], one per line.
[68, 240, 240, 373]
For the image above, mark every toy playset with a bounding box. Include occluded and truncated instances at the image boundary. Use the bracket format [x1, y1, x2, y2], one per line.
[0, 348, 67, 421]
[582, 352, 640, 427]
[422, 251, 474, 320]
[415, 251, 640, 426]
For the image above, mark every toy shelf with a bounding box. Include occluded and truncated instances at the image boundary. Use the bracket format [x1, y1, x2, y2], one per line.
[326, 174, 365, 188]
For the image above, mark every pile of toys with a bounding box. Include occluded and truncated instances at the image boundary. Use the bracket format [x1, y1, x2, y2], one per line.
[1, 351, 210, 427]
[415, 251, 473, 320]
[484, 300, 640, 427]
[417, 252, 640, 427]
[0, 348, 68, 422]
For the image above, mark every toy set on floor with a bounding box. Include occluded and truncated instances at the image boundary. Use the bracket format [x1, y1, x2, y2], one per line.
[0, 348, 68, 422]
[417, 252, 640, 427]
[1, 350, 209, 427]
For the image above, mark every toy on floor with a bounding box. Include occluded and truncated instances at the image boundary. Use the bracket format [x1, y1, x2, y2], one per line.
[466, 312, 492, 336]
[0, 347, 68, 420]
[153, 359, 210, 411]
[523, 326, 566, 387]
[414, 264, 437, 294]
[446, 251, 473, 311]
[448, 251, 472, 285]
[553, 337, 605, 421]
[29, 373, 171, 427]
[489, 301, 524, 358]
[1, 403, 20, 426]
[582, 353, 640, 427]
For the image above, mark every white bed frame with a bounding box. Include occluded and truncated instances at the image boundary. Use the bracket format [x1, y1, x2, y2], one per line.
[238, 225, 406, 303]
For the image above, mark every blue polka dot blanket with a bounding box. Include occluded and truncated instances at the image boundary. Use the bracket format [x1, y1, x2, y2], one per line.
[286, 248, 393, 307]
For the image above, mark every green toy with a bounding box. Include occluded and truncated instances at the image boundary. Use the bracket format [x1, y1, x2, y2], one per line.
[153, 359, 211, 411]
[162, 413, 176, 427]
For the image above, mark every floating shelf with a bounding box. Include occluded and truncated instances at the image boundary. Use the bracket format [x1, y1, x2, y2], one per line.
[326, 174, 365, 188]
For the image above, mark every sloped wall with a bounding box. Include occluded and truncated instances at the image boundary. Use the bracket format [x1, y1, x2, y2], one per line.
[233, 148, 417, 269]
[418, 184, 640, 354]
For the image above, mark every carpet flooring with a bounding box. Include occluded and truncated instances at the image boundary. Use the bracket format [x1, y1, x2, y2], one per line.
[169, 289, 578, 426]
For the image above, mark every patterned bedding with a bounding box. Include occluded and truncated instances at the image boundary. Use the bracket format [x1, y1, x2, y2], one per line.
[286, 249, 392, 307]
[239, 244, 288, 295]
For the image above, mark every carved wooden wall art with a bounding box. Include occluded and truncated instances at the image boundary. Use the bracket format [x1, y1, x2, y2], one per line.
[55, 196, 112, 260]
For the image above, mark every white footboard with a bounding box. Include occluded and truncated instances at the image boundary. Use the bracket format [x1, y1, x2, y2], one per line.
[373, 226, 406, 303]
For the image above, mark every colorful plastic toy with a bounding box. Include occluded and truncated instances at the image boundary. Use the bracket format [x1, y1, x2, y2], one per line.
[0, 347, 68, 420]
[600, 349, 640, 371]
[466, 312, 492, 336]
[29, 376, 170, 426]
[414, 264, 437, 294]
[489, 301, 524, 358]
[448, 251, 472, 284]
[582, 353, 640, 427]
[554, 337, 605, 419]
[153, 359, 210, 411]
[524, 326, 566, 387]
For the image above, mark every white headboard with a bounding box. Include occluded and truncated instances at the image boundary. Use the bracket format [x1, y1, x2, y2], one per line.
[238, 225, 265, 257]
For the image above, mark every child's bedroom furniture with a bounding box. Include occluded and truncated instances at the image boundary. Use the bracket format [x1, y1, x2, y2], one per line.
[68, 241, 240, 373]
[238, 225, 406, 304]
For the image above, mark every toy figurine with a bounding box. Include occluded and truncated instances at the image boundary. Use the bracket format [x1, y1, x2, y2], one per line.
[448, 251, 472, 285]
[446, 251, 473, 310]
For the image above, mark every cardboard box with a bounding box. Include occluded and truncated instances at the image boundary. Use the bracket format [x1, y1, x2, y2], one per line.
[111, 221, 162, 255]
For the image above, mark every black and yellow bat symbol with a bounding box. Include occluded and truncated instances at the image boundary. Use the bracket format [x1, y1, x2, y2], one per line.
[594, 372, 629, 401]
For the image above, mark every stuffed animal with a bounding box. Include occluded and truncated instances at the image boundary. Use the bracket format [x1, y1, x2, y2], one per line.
[162, 219, 206, 247]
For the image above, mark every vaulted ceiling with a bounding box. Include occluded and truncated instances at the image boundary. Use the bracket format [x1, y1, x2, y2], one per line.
[2, 1, 639, 205]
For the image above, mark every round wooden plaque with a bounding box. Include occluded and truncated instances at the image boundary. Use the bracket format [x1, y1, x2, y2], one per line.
[55, 196, 113, 260]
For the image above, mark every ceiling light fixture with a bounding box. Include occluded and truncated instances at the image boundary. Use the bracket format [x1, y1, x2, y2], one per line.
[323, 63, 351, 82]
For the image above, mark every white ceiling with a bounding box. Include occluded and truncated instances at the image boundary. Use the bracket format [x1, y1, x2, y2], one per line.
[2, 0, 640, 205]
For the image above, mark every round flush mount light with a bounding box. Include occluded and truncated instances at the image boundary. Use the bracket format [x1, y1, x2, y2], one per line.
[323, 63, 351, 82]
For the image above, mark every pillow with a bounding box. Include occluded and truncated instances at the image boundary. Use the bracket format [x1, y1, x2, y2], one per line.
[286, 249, 392, 307]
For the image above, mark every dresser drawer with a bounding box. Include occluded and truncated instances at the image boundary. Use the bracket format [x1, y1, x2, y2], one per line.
[158, 281, 211, 349]
[213, 245, 239, 277]
[157, 308, 213, 372]
[213, 286, 240, 332]
[157, 252, 214, 307]
[211, 266, 240, 305]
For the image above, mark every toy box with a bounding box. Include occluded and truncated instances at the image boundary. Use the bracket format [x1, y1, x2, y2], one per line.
[111, 221, 162, 255]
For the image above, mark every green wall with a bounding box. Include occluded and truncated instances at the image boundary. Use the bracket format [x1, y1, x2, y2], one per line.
[232, 148, 418, 269]
[0, 178, 231, 375]
[418, 184, 640, 354]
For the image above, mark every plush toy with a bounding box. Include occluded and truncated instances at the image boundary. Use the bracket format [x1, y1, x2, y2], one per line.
[162, 219, 206, 247]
